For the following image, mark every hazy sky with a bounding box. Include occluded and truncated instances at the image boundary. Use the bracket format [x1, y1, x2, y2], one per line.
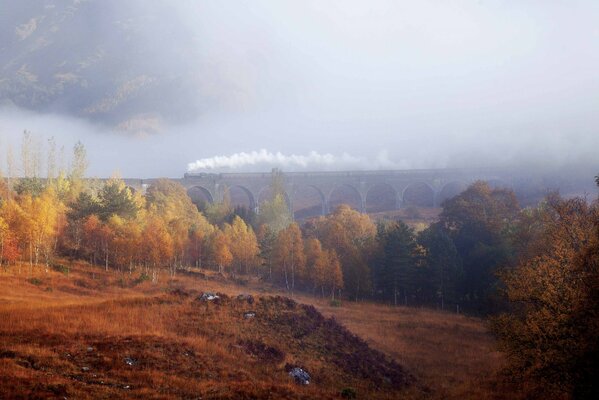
[1, 0, 598, 177]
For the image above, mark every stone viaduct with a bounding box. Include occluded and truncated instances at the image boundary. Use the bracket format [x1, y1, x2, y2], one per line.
[123, 168, 515, 219]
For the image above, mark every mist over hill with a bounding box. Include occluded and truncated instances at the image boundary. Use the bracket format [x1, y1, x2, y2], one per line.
[0, 0, 243, 135]
[0, 1, 598, 178]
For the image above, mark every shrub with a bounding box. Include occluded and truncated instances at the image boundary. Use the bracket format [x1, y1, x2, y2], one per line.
[52, 264, 69, 275]
[340, 387, 357, 399]
[134, 273, 150, 285]
[28, 278, 43, 286]
[330, 299, 342, 307]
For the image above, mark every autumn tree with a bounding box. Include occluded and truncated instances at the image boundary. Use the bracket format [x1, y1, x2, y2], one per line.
[0, 199, 27, 264]
[82, 214, 112, 270]
[146, 179, 209, 227]
[256, 223, 276, 280]
[259, 169, 292, 234]
[203, 188, 232, 225]
[0, 216, 19, 267]
[304, 237, 324, 291]
[141, 215, 173, 271]
[0, 172, 9, 202]
[492, 195, 599, 398]
[306, 238, 344, 299]
[69, 141, 88, 198]
[146, 179, 214, 271]
[17, 188, 64, 269]
[323, 250, 343, 299]
[188, 221, 215, 268]
[211, 230, 233, 273]
[107, 215, 142, 273]
[311, 205, 376, 300]
[223, 216, 260, 275]
[273, 222, 305, 293]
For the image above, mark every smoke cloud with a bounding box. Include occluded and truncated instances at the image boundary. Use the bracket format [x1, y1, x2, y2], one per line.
[187, 149, 404, 172]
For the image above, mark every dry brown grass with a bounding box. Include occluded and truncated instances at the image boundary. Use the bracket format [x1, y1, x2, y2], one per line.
[0, 261, 521, 399]
[308, 300, 519, 399]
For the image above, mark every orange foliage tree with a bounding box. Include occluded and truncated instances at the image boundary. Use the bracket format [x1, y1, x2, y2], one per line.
[310, 205, 376, 300]
[493, 196, 599, 398]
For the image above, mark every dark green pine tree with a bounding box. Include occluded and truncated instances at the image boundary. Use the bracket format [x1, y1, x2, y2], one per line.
[97, 180, 139, 221]
[418, 223, 462, 310]
[376, 221, 419, 306]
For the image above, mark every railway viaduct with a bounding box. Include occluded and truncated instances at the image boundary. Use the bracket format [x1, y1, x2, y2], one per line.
[123, 168, 516, 219]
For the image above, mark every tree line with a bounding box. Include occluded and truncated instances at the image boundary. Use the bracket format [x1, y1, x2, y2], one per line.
[1, 136, 595, 309]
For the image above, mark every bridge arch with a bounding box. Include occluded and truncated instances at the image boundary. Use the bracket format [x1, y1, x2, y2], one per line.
[187, 186, 214, 210]
[402, 182, 435, 208]
[328, 184, 363, 212]
[437, 181, 467, 206]
[226, 185, 256, 210]
[365, 183, 398, 213]
[292, 185, 326, 219]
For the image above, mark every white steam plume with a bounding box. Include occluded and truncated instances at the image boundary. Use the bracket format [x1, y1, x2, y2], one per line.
[187, 149, 401, 172]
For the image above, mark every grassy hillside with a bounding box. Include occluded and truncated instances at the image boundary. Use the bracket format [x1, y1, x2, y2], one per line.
[0, 262, 520, 399]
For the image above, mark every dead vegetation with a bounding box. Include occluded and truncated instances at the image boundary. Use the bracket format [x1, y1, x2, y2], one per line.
[0, 261, 520, 399]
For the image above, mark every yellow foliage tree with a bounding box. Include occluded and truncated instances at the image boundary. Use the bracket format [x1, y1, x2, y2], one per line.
[312, 204, 376, 300]
[273, 222, 305, 293]
[141, 215, 174, 270]
[17, 188, 64, 270]
[212, 230, 233, 274]
[223, 216, 260, 275]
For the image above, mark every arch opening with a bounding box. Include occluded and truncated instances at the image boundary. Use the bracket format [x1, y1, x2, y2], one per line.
[365, 183, 397, 213]
[187, 186, 214, 211]
[292, 185, 326, 220]
[328, 184, 362, 212]
[226, 185, 255, 210]
[402, 182, 435, 208]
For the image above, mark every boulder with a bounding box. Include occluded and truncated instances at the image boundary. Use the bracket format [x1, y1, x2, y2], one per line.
[124, 357, 137, 366]
[199, 292, 219, 302]
[289, 367, 310, 385]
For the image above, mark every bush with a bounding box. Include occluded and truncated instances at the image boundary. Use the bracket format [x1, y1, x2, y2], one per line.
[28, 278, 43, 286]
[340, 387, 357, 399]
[52, 264, 69, 275]
[134, 273, 150, 285]
[330, 299, 342, 307]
